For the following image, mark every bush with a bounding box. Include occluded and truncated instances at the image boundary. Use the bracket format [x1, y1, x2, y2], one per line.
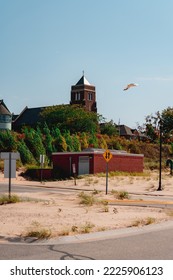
[78, 192, 95, 206]
[0, 194, 21, 205]
[17, 140, 36, 165]
[111, 190, 130, 200]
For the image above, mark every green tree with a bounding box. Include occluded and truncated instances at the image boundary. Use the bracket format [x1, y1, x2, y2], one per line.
[72, 134, 81, 151]
[97, 134, 108, 149]
[40, 105, 100, 134]
[52, 128, 67, 152]
[0, 130, 17, 151]
[162, 107, 173, 134]
[144, 113, 160, 142]
[80, 132, 89, 150]
[17, 140, 36, 164]
[23, 128, 46, 162]
[42, 123, 53, 157]
[88, 133, 98, 148]
[63, 131, 73, 151]
[100, 120, 118, 136]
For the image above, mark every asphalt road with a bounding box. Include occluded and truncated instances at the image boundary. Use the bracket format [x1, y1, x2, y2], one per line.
[0, 183, 90, 194]
[1, 221, 173, 260]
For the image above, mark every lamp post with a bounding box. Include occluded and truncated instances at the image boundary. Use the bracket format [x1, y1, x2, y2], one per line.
[157, 118, 163, 191]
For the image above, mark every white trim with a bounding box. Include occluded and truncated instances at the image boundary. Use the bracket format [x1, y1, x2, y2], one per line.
[52, 151, 144, 157]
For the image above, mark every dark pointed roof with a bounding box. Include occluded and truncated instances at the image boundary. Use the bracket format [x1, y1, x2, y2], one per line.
[0, 100, 11, 115]
[119, 125, 134, 136]
[12, 106, 45, 128]
[76, 75, 91, 86]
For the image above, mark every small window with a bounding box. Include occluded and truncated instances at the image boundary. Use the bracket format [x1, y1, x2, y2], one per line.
[0, 115, 11, 123]
[75, 92, 81, 101]
[88, 92, 92, 100]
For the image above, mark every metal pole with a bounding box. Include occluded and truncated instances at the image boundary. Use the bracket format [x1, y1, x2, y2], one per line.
[9, 152, 11, 199]
[40, 168, 43, 183]
[106, 162, 108, 195]
[157, 121, 162, 191]
[74, 173, 77, 186]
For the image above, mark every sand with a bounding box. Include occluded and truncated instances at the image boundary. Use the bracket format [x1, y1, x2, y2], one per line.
[0, 170, 173, 241]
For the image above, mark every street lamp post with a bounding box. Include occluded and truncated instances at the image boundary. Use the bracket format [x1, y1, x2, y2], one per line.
[157, 119, 163, 191]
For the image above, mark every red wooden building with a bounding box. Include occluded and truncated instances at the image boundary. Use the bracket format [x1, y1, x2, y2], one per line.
[52, 148, 144, 177]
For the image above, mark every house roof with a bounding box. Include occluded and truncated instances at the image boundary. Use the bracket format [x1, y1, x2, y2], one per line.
[75, 75, 91, 86]
[117, 124, 147, 139]
[118, 125, 134, 136]
[13, 106, 45, 128]
[0, 99, 11, 115]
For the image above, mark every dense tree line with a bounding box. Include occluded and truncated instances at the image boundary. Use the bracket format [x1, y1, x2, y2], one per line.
[0, 125, 109, 165]
[0, 105, 173, 168]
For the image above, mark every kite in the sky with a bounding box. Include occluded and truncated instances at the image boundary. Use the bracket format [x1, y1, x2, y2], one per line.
[123, 83, 139, 91]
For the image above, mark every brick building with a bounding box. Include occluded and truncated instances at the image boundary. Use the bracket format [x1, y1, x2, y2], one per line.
[52, 148, 144, 177]
[70, 75, 97, 112]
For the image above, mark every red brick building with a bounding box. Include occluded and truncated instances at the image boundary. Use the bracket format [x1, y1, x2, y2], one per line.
[70, 75, 97, 112]
[52, 148, 144, 177]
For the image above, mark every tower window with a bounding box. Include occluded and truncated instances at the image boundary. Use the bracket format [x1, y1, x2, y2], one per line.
[88, 92, 92, 100]
[75, 92, 81, 101]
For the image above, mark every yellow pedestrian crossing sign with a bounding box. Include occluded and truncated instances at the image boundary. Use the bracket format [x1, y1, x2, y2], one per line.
[103, 149, 112, 162]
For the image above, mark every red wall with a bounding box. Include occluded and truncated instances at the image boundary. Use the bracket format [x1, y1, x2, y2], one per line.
[52, 153, 94, 177]
[93, 154, 143, 173]
[52, 151, 144, 177]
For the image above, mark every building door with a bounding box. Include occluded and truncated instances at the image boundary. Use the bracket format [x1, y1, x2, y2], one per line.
[78, 156, 90, 175]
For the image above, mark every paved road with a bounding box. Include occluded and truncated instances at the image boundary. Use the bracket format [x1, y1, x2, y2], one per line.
[1, 221, 173, 260]
[0, 183, 91, 194]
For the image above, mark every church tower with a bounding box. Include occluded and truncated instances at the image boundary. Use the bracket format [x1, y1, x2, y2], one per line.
[70, 75, 97, 112]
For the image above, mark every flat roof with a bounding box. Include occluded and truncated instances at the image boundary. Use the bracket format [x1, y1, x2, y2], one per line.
[52, 148, 144, 157]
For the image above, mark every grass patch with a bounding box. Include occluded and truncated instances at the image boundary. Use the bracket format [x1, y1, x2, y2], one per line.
[71, 222, 95, 234]
[80, 222, 95, 234]
[101, 205, 109, 212]
[26, 228, 51, 239]
[78, 192, 95, 206]
[71, 225, 78, 233]
[111, 190, 130, 200]
[92, 189, 101, 195]
[24, 221, 52, 239]
[0, 194, 21, 205]
[130, 217, 156, 227]
[96, 171, 149, 177]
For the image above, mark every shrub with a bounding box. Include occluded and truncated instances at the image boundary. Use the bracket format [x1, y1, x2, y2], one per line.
[0, 194, 21, 205]
[24, 221, 52, 239]
[80, 222, 95, 233]
[111, 190, 130, 200]
[17, 140, 36, 165]
[25, 228, 51, 239]
[78, 192, 95, 206]
[130, 217, 156, 227]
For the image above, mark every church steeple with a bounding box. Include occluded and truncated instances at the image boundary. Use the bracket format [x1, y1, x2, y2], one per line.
[70, 75, 97, 112]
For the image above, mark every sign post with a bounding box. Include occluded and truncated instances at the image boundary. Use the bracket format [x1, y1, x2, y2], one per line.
[72, 163, 77, 185]
[0, 152, 20, 198]
[40, 154, 45, 183]
[9, 152, 12, 198]
[103, 149, 113, 195]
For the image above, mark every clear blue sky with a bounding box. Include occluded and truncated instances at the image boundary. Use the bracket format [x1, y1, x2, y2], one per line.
[1, 0, 173, 128]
